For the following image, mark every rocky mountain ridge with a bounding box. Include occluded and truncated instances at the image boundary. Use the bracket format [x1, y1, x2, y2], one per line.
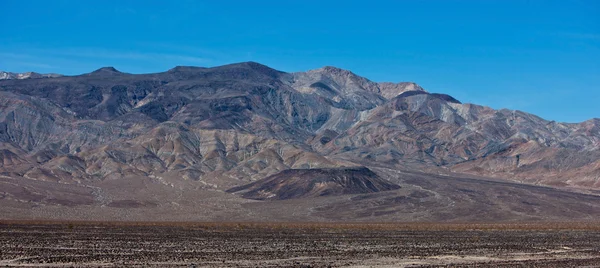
[0, 71, 63, 80]
[0, 61, 599, 221]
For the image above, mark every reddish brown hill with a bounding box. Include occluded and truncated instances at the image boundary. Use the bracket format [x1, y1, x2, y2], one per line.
[226, 167, 400, 200]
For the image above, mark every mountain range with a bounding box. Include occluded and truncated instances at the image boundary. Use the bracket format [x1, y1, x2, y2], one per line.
[0, 71, 63, 80]
[1, 62, 599, 222]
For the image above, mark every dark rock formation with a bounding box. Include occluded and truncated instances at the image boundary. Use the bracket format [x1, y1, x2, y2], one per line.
[227, 167, 400, 200]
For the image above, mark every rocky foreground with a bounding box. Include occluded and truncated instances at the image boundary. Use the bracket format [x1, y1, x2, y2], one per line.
[1, 222, 600, 267]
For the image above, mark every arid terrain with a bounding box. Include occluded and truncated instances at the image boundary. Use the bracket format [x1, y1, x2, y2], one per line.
[1, 62, 600, 222]
[1, 222, 599, 267]
[2, 2, 598, 267]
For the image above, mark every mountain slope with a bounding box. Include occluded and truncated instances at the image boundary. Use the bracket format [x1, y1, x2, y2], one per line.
[0, 62, 598, 221]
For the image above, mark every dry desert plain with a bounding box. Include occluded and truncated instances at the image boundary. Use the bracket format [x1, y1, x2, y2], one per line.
[0, 221, 600, 267]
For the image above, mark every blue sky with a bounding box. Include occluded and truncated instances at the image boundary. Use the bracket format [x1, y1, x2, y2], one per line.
[1, 0, 598, 123]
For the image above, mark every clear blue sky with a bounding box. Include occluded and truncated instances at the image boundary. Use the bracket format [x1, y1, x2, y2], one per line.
[1, 0, 598, 123]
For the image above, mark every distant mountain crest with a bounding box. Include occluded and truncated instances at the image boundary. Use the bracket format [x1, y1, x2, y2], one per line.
[396, 90, 461, 104]
[88, 67, 123, 76]
[299, 66, 427, 99]
[0, 71, 63, 80]
[168, 66, 207, 73]
[378, 82, 426, 99]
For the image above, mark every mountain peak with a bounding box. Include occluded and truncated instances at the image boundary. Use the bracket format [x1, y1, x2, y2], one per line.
[168, 66, 206, 73]
[219, 61, 283, 78]
[305, 66, 372, 86]
[241, 61, 269, 68]
[228, 61, 277, 71]
[394, 90, 461, 104]
[0, 71, 13, 80]
[306, 66, 426, 99]
[377, 82, 426, 99]
[312, 66, 356, 77]
[89, 67, 122, 75]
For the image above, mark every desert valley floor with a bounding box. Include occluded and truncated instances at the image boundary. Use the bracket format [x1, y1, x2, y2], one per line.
[1, 222, 600, 267]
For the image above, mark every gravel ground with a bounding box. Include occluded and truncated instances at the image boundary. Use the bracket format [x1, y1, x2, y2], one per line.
[0, 222, 599, 267]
